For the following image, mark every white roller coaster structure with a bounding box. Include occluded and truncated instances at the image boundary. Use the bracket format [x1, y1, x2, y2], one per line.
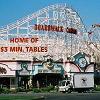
[0, 3, 96, 61]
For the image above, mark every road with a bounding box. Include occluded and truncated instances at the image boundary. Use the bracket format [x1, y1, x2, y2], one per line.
[33, 92, 100, 100]
[0, 92, 100, 100]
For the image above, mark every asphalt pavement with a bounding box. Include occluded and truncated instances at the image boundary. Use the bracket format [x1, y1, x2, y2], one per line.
[0, 92, 100, 100]
[33, 92, 100, 100]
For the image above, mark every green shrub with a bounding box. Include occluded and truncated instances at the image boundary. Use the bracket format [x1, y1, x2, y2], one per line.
[2, 88, 10, 94]
[33, 85, 55, 93]
[33, 88, 41, 93]
[41, 85, 54, 92]
[0, 88, 4, 94]
[10, 89, 17, 93]
[16, 86, 26, 92]
[0, 88, 17, 94]
[95, 85, 100, 91]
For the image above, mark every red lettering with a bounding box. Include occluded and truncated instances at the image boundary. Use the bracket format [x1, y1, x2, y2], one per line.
[10, 38, 29, 43]
[31, 38, 38, 43]
[0, 47, 8, 52]
[33, 24, 77, 34]
[44, 47, 48, 52]
[10, 47, 23, 52]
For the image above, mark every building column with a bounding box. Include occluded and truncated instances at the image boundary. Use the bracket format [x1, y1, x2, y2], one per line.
[10, 77, 18, 89]
[28, 76, 32, 88]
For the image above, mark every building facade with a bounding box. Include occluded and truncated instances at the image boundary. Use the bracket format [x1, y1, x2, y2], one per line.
[0, 4, 95, 89]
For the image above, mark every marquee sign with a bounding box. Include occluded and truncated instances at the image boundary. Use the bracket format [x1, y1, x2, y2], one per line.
[38, 69, 61, 73]
[34, 24, 77, 34]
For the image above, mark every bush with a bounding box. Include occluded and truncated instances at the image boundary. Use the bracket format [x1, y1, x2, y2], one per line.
[41, 85, 54, 92]
[16, 86, 33, 92]
[95, 85, 100, 91]
[33, 88, 41, 93]
[16, 86, 26, 92]
[0, 88, 12, 94]
[3, 88, 10, 94]
[10, 88, 17, 93]
[0, 88, 4, 94]
[33, 85, 55, 93]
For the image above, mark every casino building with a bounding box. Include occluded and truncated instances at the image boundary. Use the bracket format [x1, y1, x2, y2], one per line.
[0, 52, 95, 89]
[0, 4, 95, 89]
[0, 58, 63, 89]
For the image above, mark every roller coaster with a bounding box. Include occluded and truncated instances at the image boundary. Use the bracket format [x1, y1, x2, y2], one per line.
[0, 3, 99, 62]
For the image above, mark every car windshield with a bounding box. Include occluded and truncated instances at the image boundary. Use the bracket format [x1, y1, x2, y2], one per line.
[59, 80, 70, 86]
[59, 81, 66, 86]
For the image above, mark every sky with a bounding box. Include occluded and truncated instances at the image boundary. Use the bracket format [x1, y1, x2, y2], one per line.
[0, 0, 99, 30]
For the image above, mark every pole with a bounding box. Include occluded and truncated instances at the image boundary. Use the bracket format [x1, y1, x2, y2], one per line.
[46, 75, 47, 87]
